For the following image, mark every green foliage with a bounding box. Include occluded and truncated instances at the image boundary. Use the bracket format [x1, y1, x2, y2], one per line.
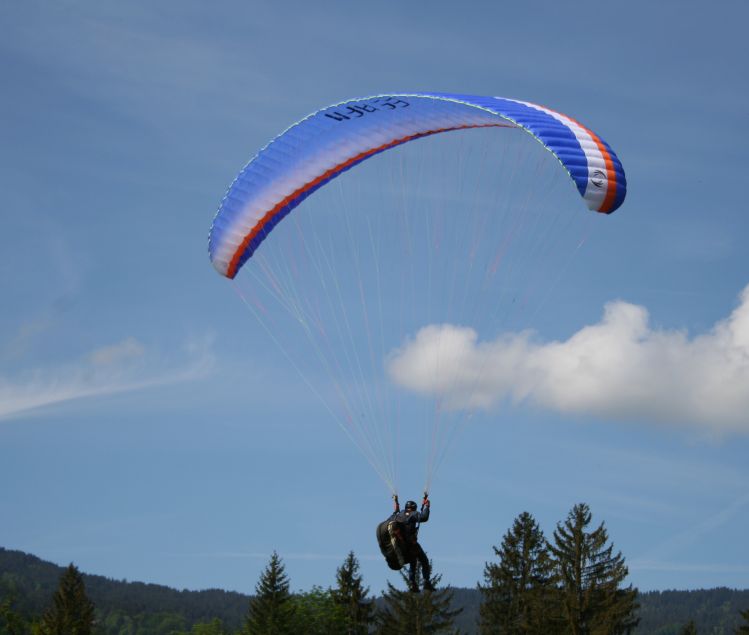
[479, 511, 559, 634]
[376, 570, 462, 634]
[243, 551, 294, 635]
[169, 617, 230, 635]
[95, 609, 188, 635]
[331, 551, 374, 634]
[4, 545, 749, 634]
[189, 618, 230, 635]
[39, 564, 95, 635]
[549, 503, 639, 635]
[0, 594, 30, 635]
[637, 588, 749, 634]
[289, 586, 345, 635]
[738, 608, 749, 634]
[0, 548, 247, 633]
[679, 619, 697, 634]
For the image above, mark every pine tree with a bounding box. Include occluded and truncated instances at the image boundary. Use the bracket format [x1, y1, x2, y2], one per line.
[376, 569, 461, 634]
[332, 551, 374, 635]
[549, 503, 638, 635]
[39, 563, 95, 635]
[244, 551, 294, 635]
[737, 608, 749, 634]
[479, 511, 559, 634]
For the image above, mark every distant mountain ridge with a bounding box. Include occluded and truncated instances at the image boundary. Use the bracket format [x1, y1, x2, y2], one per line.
[0, 547, 248, 631]
[1, 546, 748, 634]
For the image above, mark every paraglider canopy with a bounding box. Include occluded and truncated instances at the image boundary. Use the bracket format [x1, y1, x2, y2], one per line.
[209, 93, 626, 280]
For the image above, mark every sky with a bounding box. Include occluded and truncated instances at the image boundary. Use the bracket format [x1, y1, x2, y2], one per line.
[1, 0, 749, 597]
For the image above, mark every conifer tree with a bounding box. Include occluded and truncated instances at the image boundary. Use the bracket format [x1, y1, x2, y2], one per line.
[39, 563, 95, 635]
[244, 551, 294, 635]
[332, 551, 374, 634]
[737, 608, 749, 634]
[376, 569, 461, 634]
[479, 511, 559, 634]
[549, 503, 638, 635]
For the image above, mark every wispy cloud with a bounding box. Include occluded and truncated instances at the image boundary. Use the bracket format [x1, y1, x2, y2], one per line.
[0, 335, 214, 421]
[2, 227, 83, 363]
[387, 283, 749, 432]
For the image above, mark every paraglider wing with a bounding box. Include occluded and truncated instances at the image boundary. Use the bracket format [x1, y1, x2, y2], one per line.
[208, 93, 626, 279]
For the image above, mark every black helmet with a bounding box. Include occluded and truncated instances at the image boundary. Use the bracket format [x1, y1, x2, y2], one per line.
[405, 500, 417, 512]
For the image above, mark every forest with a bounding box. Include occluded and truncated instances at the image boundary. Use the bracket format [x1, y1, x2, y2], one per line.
[2, 503, 748, 634]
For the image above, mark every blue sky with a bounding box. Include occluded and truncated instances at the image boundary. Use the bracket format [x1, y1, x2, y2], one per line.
[2, 0, 748, 596]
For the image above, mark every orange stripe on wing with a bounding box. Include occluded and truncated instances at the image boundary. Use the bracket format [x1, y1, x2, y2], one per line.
[557, 110, 618, 214]
[226, 122, 508, 278]
[584, 128, 617, 213]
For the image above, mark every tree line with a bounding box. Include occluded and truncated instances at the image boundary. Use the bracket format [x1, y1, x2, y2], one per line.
[2, 503, 748, 634]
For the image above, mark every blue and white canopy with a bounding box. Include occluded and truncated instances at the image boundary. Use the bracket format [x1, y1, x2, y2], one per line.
[209, 93, 626, 279]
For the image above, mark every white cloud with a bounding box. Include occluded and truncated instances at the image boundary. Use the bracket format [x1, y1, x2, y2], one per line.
[0, 335, 214, 421]
[88, 337, 145, 366]
[387, 284, 749, 432]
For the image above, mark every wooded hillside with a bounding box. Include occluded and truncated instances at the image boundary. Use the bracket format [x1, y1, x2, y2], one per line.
[2, 547, 748, 634]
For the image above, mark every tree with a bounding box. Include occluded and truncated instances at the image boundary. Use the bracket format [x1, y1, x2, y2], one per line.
[38, 564, 95, 635]
[170, 619, 231, 635]
[290, 586, 346, 635]
[549, 503, 638, 635]
[332, 551, 374, 635]
[479, 511, 559, 634]
[190, 618, 230, 634]
[376, 569, 461, 634]
[737, 608, 749, 634]
[244, 552, 294, 635]
[0, 594, 28, 635]
[680, 619, 697, 634]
